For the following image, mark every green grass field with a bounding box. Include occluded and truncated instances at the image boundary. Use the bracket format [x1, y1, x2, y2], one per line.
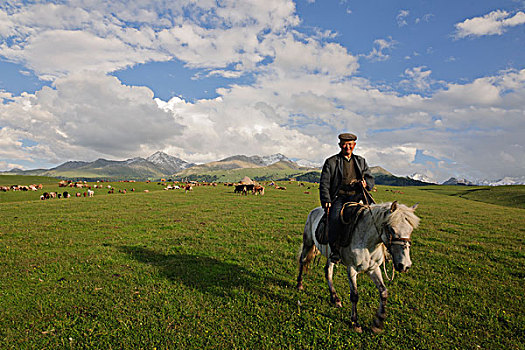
[1, 176, 524, 349]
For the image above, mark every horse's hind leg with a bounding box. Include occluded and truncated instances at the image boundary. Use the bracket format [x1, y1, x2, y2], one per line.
[368, 266, 388, 334]
[325, 260, 342, 307]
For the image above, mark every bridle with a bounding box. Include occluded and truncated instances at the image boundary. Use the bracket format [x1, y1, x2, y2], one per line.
[382, 223, 411, 251]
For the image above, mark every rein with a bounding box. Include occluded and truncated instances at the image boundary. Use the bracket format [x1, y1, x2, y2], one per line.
[339, 202, 365, 225]
[382, 244, 395, 282]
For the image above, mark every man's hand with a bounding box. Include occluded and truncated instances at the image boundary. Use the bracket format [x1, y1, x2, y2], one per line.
[361, 179, 367, 189]
[323, 202, 331, 212]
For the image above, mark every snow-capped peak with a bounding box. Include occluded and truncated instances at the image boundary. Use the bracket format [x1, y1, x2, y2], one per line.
[474, 176, 525, 186]
[408, 173, 437, 184]
[294, 159, 322, 168]
[260, 153, 289, 166]
[146, 151, 194, 173]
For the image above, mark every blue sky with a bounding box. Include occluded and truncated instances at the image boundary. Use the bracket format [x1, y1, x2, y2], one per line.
[0, 0, 524, 182]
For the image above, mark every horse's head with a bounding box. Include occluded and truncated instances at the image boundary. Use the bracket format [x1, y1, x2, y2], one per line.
[382, 201, 420, 273]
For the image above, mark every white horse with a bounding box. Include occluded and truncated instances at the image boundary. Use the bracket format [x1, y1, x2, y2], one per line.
[296, 201, 420, 333]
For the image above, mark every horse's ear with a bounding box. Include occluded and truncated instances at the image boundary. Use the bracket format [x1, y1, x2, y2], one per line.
[390, 201, 398, 212]
[411, 202, 419, 211]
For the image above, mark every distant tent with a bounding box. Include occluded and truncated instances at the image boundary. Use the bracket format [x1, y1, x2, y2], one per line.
[239, 176, 255, 185]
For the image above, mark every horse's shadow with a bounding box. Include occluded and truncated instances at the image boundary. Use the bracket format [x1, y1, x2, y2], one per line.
[117, 245, 294, 305]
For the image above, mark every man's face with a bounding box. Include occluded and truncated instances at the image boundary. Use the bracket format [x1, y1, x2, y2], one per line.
[339, 141, 356, 156]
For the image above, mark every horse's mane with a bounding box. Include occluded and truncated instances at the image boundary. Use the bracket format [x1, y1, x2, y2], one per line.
[373, 202, 420, 229]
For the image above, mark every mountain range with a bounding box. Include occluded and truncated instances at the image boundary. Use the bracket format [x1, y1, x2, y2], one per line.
[4, 151, 194, 180]
[3, 151, 521, 186]
[408, 173, 525, 186]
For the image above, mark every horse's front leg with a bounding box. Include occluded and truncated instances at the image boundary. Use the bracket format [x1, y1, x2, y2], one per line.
[324, 260, 342, 307]
[347, 266, 362, 332]
[367, 266, 388, 334]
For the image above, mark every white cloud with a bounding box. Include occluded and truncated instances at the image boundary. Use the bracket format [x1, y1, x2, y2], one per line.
[2, 30, 171, 80]
[401, 66, 433, 91]
[454, 10, 525, 38]
[363, 37, 397, 62]
[415, 13, 433, 24]
[396, 10, 409, 27]
[0, 1, 299, 78]
[0, 73, 185, 162]
[270, 34, 359, 77]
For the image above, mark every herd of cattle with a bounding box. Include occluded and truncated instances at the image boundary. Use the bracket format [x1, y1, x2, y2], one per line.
[1, 179, 320, 202]
[1, 184, 43, 191]
[40, 190, 94, 200]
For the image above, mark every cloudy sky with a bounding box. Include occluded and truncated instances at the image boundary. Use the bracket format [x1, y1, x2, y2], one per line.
[0, 0, 524, 182]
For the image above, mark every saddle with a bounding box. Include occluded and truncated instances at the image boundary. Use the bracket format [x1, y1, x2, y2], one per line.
[314, 202, 368, 247]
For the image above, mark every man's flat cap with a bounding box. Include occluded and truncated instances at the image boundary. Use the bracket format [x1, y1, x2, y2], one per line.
[338, 133, 357, 141]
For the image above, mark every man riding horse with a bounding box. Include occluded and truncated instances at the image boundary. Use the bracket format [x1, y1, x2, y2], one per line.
[319, 132, 375, 264]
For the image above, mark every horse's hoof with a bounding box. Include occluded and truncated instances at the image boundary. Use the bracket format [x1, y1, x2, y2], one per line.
[371, 326, 384, 334]
[330, 296, 342, 307]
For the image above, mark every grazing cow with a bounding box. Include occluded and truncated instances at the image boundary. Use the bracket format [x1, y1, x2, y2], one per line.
[76, 193, 81, 197]
[275, 186, 287, 190]
[87, 190, 94, 197]
[185, 184, 193, 193]
[253, 185, 265, 195]
[63, 191, 70, 198]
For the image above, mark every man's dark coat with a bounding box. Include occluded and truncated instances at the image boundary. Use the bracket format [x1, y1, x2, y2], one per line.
[319, 153, 375, 207]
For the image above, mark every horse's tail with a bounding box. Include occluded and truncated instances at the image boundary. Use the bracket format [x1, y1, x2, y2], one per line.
[297, 221, 320, 273]
[298, 243, 319, 274]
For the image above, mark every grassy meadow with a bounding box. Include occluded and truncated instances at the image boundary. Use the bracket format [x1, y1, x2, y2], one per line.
[0, 176, 524, 349]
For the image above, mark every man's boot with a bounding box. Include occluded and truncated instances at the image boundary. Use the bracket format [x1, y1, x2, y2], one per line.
[329, 242, 341, 264]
